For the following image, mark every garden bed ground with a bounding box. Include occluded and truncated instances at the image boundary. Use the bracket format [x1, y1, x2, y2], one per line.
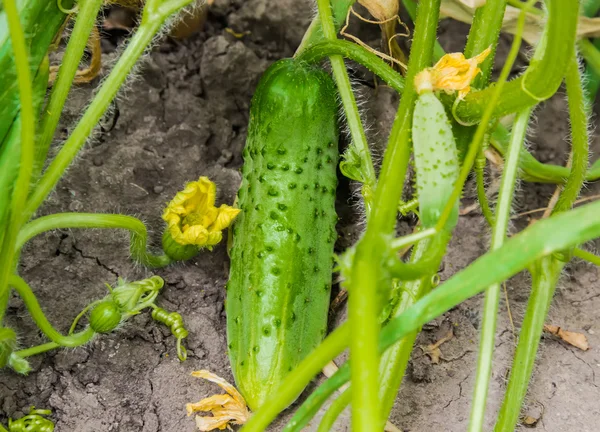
[1, 1, 599, 430]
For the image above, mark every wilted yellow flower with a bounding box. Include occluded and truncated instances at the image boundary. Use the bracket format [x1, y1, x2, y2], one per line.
[162, 177, 240, 247]
[186, 370, 251, 431]
[414, 47, 492, 98]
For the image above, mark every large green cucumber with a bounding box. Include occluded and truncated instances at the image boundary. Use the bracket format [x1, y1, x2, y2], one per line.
[227, 59, 339, 410]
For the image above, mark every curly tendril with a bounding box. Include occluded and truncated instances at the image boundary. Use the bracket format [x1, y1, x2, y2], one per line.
[151, 307, 189, 361]
[7, 407, 54, 432]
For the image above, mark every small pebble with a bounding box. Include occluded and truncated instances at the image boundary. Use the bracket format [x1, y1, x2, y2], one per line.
[93, 156, 104, 166]
[153, 185, 164, 194]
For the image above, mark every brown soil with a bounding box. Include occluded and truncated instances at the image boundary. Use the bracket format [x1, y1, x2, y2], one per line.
[1, 1, 599, 431]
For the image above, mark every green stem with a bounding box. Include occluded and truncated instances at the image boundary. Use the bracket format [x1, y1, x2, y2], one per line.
[553, 54, 590, 214]
[463, 0, 508, 87]
[24, 0, 193, 220]
[343, 0, 441, 427]
[296, 39, 405, 93]
[390, 227, 436, 250]
[402, 0, 445, 62]
[16, 213, 172, 268]
[283, 363, 350, 431]
[573, 247, 600, 266]
[435, 0, 533, 233]
[0, 0, 36, 324]
[240, 324, 350, 432]
[285, 198, 600, 430]
[296, 0, 356, 54]
[317, 388, 352, 432]
[316, 0, 376, 214]
[33, 0, 103, 182]
[15, 342, 60, 359]
[9, 275, 96, 347]
[379, 234, 449, 424]
[493, 257, 563, 431]
[468, 107, 532, 432]
[454, 0, 577, 124]
[579, 38, 600, 78]
[475, 142, 496, 227]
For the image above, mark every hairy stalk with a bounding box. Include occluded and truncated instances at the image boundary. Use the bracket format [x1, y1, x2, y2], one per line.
[24, 0, 194, 220]
[475, 142, 496, 227]
[296, 39, 405, 93]
[316, 0, 376, 213]
[493, 257, 563, 431]
[553, 56, 589, 215]
[33, 0, 103, 182]
[454, 0, 577, 124]
[296, 0, 356, 54]
[0, 0, 36, 324]
[343, 0, 441, 428]
[17, 213, 172, 268]
[9, 275, 96, 347]
[240, 324, 350, 432]
[468, 107, 532, 432]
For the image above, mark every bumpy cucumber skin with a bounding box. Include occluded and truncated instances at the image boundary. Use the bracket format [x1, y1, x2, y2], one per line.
[412, 91, 460, 230]
[227, 59, 339, 410]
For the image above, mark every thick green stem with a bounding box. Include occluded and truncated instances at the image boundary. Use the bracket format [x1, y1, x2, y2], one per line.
[240, 324, 350, 432]
[9, 275, 95, 347]
[344, 0, 441, 428]
[316, 0, 376, 213]
[17, 213, 172, 268]
[0, 0, 36, 324]
[463, 0, 508, 86]
[455, 0, 577, 124]
[468, 107, 532, 432]
[33, 0, 103, 182]
[493, 257, 563, 431]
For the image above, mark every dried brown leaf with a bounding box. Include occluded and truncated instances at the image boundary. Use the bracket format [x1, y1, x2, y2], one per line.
[544, 325, 590, 351]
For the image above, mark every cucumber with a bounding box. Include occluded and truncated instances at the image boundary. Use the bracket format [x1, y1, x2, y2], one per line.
[227, 59, 339, 410]
[412, 90, 460, 231]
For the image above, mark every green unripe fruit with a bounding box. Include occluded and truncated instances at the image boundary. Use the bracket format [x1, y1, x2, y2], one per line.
[162, 230, 200, 261]
[227, 58, 339, 410]
[412, 90, 460, 231]
[89, 301, 122, 333]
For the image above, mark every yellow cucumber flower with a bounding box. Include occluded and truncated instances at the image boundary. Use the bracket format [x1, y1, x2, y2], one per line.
[186, 370, 250, 431]
[162, 177, 240, 248]
[415, 46, 492, 98]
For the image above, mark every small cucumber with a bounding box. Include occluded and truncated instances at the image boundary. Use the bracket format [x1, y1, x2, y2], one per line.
[227, 59, 339, 410]
[412, 90, 460, 231]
